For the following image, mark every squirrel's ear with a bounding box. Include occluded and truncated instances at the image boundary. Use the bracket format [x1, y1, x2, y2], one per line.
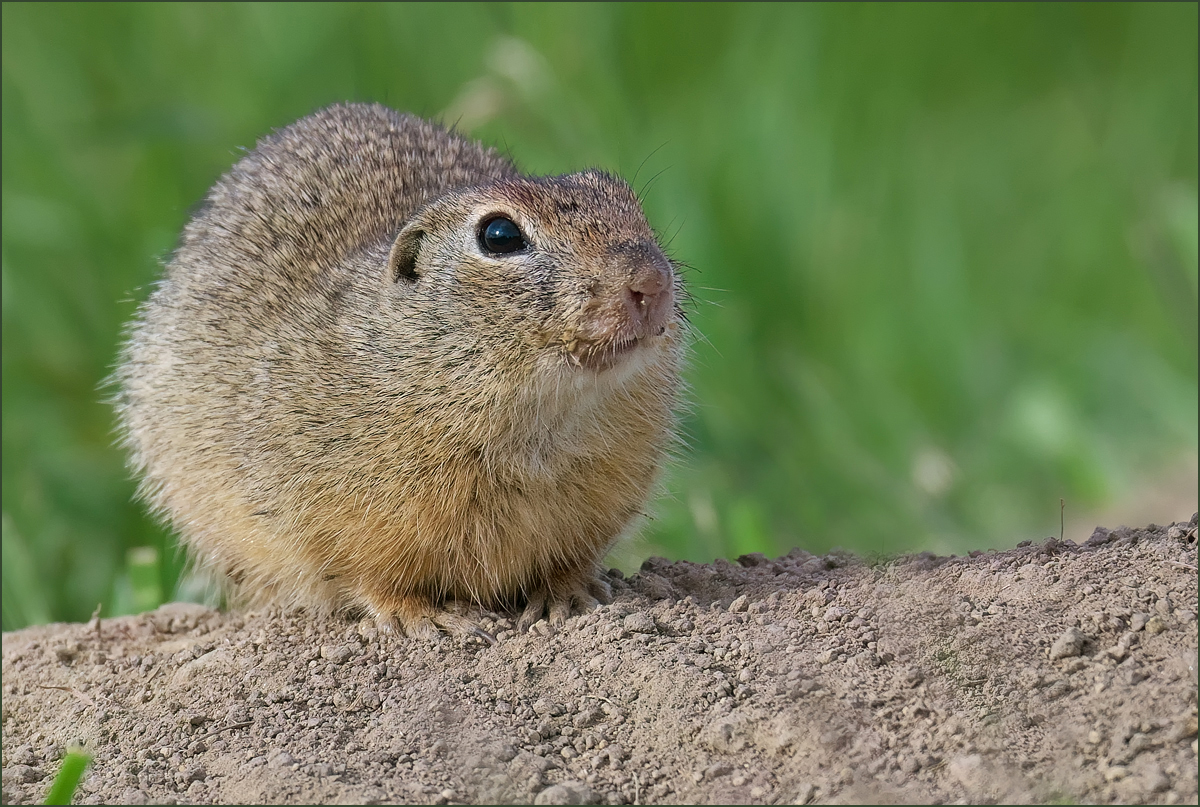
[386, 223, 424, 283]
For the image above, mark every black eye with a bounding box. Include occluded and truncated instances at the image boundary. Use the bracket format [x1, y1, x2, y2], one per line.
[480, 217, 526, 254]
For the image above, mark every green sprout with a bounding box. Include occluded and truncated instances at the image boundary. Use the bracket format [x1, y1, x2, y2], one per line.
[43, 748, 91, 806]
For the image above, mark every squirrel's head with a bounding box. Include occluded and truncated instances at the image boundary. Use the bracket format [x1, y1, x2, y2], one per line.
[381, 170, 682, 386]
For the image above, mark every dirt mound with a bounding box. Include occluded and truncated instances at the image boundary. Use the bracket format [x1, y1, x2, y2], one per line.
[3, 516, 1196, 805]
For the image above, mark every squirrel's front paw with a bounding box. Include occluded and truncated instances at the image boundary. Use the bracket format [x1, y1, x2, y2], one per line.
[367, 593, 495, 644]
[517, 573, 611, 633]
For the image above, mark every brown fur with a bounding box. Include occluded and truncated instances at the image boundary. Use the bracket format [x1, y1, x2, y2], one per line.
[114, 103, 684, 639]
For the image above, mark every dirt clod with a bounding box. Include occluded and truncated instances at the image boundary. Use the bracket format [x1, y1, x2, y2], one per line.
[1050, 626, 1089, 660]
[534, 780, 596, 804]
[2, 516, 1197, 804]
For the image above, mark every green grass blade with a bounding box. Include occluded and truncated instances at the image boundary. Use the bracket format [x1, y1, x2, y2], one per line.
[43, 749, 91, 806]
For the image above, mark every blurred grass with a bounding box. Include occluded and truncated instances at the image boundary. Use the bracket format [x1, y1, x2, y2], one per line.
[43, 748, 91, 806]
[2, 3, 1196, 629]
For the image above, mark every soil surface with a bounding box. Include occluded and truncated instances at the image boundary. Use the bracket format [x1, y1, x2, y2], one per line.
[3, 516, 1197, 806]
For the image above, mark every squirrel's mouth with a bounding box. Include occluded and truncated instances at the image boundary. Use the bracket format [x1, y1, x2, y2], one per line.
[566, 335, 643, 372]
[559, 273, 675, 373]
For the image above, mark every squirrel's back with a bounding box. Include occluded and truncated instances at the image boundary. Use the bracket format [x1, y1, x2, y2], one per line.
[170, 104, 517, 309]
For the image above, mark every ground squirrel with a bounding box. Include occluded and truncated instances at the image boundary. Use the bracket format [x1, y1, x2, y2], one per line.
[114, 103, 684, 640]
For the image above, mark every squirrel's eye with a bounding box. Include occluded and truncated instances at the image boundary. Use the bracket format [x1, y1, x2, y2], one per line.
[480, 217, 526, 254]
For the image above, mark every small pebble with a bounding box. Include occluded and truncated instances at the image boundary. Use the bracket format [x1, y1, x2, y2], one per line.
[1126, 732, 1152, 758]
[534, 781, 595, 805]
[3, 765, 42, 784]
[623, 613, 657, 634]
[1167, 715, 1197, 743]
[268, 751, 296, 769]
[1143, 763, 1171, 793]
[854, 650, 881, 668]
[1062, 658, 1087, 674]
[948, 754, 983, 787]
[1122, 663, 1148, 686]
[703, 761, 732, 780]
[729, 595, 749, 613]
[1145, 616, 1166, 635]
[1049, 627, 1087, 660]
[319, 645, 352, 664]
[823, 606, 847, 622]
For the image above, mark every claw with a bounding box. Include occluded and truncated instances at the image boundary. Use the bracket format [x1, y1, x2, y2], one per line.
[548, 597, 571, 626]
[430, 611, 495, 645]
[520, 571, 609, 631]
[405, 617, 441, 641]
[374, 615, 401, 635]
[363, 592, 495, 643]
[518, 591, 548, 633]
[470, 625, 497, 646]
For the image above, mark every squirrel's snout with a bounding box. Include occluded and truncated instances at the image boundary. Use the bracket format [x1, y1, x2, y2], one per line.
[621, 251, 674, 338]
[568, 242, 676, 370]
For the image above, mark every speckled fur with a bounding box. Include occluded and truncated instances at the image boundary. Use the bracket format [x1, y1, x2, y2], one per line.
[114, 103, 684, 638]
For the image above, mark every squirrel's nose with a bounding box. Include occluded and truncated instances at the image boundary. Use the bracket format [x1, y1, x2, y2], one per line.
[623, 250, 673, 338]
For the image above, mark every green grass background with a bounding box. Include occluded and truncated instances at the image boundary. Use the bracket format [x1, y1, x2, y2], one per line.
[3, 3, 1196, 630]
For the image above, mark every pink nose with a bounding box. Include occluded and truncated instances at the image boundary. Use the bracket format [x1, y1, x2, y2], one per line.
[623, 253, 673, 337]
